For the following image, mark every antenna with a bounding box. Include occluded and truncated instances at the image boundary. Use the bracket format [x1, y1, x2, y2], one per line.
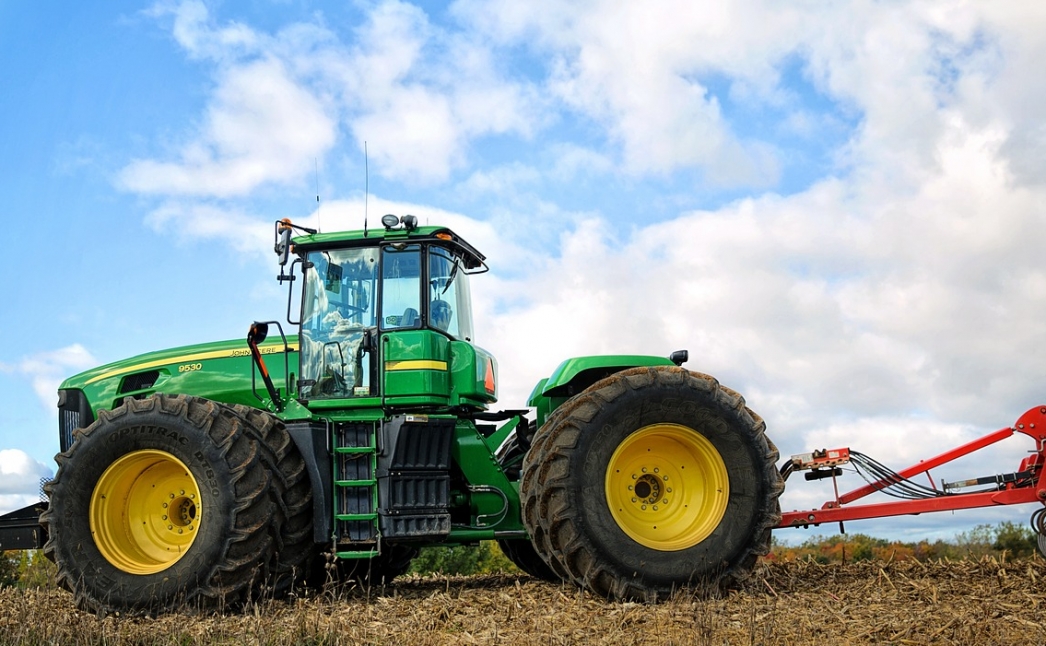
[314, 158, 322, 232]
[363, 141, 369, 237]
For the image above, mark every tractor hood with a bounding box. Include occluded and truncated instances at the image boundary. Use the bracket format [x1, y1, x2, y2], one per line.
[59, 337, 299, 426]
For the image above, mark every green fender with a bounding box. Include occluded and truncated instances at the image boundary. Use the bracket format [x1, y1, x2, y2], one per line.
[527, 355, 676, 429]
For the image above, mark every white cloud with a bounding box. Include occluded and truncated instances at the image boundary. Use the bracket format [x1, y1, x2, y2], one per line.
[144, 201, 272, 256]
[125, 0, 542, 195]
[457, 163, 542, 198]
[16, 346, 98, 412]
[455, 0, 811, 182]
[0, 449, 52, 515]
[119, 56, 337, 196]
[334, 1, 542, 183]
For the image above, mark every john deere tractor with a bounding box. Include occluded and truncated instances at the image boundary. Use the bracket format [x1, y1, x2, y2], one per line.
[21, 215, 781, 612]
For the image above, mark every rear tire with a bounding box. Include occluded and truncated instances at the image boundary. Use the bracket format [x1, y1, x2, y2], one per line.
[521, 366, 783, 601]
[41, 394, 276, 614]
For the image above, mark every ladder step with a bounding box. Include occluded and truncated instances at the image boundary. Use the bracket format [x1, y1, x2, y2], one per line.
[335, 446, 376, 454]
[335, 550, 380, 559]
[333, 421, 379, 544]
[336, 510, 378, 520]
[335, 479, 377, 487]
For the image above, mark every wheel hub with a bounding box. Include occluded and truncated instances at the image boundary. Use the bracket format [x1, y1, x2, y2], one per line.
[90, 450, 201, 574]
[633, 473, 663, 504]
[606, 423, 729, 551]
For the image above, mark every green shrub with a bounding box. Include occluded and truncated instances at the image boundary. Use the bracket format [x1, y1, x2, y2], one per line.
[409, 541, 519, 576]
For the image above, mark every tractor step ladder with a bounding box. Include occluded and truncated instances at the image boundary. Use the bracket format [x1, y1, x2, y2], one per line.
[333, 422, 380, 559]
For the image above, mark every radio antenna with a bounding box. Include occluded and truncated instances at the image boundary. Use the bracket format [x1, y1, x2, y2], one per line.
[363, 141, 369, 237]
[314, 158, 322, 232]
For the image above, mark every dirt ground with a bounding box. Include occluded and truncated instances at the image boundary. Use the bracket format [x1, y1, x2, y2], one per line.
[1, 558, 1042, 645]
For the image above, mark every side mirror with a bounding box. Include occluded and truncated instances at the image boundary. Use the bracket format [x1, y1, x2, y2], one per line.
[275, 222, 293, 266]
[248, 322, 269, 345]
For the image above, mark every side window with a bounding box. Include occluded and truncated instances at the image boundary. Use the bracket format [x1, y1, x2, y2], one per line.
[428, 247, 473, 340]
[381, 245, 422, 329]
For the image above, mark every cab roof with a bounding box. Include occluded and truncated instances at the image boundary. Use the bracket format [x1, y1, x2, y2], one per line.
[292, 224, 487, 271]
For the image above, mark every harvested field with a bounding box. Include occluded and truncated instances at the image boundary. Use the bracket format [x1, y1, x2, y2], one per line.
[1, 558, 1043, 645]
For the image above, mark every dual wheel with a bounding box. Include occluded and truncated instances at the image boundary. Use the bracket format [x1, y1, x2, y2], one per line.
[41, 394, 314, 613]
[518, 366, 783, 600]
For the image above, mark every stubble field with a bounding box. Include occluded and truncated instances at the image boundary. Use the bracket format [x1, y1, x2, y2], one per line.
[1, 558, 1043, 645]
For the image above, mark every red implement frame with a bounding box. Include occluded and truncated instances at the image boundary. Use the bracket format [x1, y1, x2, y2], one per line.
[778, 405, 1046, 529]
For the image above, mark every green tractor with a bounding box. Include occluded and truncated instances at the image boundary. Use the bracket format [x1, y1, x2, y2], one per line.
[27, 215, 781, 612]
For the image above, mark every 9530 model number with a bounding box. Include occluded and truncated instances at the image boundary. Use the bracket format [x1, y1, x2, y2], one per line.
[178, 363, 203, 373]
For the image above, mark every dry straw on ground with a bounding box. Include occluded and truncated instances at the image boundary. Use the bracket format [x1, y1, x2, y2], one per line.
[1, 558, 1043, 645]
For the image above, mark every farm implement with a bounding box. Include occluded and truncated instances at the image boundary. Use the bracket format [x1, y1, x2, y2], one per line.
[0, 215, 1042, 614]
[778, 407, 1046, 551]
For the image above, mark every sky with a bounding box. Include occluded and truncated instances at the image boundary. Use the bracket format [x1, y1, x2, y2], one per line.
[2, 0, 1046, 545]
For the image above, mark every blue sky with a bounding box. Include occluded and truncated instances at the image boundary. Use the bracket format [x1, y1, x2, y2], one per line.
[3, 1, 1046, 544]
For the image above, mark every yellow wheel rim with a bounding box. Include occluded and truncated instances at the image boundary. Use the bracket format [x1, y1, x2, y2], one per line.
[89, 450, 201, 574]
[605, 423, 729, 551]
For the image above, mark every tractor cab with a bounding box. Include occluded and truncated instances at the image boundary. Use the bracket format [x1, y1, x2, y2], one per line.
[271, 215, 495, 411]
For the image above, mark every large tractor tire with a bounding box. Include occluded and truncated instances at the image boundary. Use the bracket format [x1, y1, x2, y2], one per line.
[41, 394, 277, 614]
[521, 366, 783, 601]
[229, 405, 314, 595]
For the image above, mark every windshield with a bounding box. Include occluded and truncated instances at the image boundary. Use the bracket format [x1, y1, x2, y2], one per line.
[299, 247, 379, 399]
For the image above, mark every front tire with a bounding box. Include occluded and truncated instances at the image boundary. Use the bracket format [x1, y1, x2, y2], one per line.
[521, 366, 783, 601]
[41, 394, 277, 614]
